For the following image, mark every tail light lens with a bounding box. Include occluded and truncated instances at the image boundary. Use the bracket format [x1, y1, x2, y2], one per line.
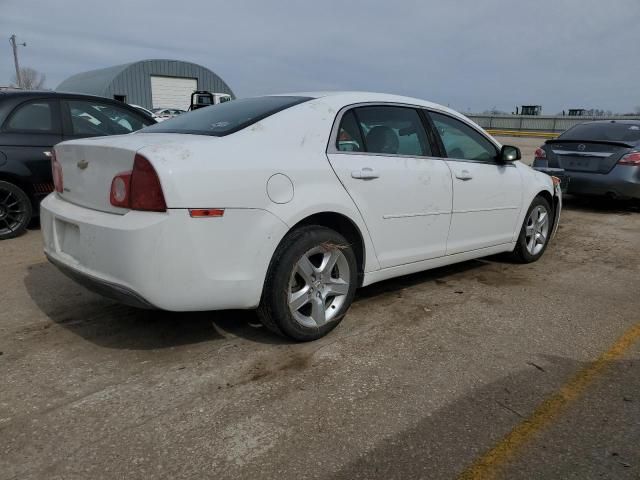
[534, 147, 547, 160]
[619, 152, 640, 166]
[51, 150, 63, 193]
[109, 154, 166, 211]
[110, 171, 131, 208]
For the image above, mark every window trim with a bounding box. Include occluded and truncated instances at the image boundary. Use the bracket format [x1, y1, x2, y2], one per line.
[2, 98, 62, 135]
[327, 102, 440, 159]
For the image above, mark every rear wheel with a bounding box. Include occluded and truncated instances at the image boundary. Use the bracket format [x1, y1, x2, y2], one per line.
[258, 226, 357, 341]
[512, 196, 552, 263]
[0, 181, 32, 240]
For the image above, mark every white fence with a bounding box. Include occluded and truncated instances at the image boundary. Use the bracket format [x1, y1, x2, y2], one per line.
[467, 114, 640, 133]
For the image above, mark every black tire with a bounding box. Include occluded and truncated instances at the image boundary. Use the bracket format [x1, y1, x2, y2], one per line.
[512, 195, 553, 263]
[258, 225, 358, 341]
[0, 181, 32, 240]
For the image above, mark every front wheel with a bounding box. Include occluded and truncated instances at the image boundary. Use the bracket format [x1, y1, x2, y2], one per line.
[512, 195, 552, 263]
[258, 226, 358, 341]
[0, 181, 32, 240]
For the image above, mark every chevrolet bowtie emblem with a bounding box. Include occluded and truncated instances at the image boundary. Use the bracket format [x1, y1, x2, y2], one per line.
[77, 159, 89, 170]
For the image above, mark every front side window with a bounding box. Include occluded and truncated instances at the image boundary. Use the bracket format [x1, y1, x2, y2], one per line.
[5, 100, 56, 133]
[351, 106, 432, 156]
[67, 100, 152, 136]
[429, 111, 497, 162]
[143, 96, 311, 136]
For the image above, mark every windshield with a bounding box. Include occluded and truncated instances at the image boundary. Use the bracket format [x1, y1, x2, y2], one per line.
[560, 122, 640, 143]
[141, 96, 312, 136]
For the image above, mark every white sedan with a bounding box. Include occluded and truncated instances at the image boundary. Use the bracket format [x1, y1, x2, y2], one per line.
[41, 92, 561, 341]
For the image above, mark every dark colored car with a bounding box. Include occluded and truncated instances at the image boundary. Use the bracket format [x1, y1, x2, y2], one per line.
[0, 91, 155, 239]
[533, 120, 640, 200]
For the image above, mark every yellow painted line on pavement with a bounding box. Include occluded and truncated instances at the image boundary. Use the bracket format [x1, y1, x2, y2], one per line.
[486, 129, 559, 139]
[458, 322, 640, 480]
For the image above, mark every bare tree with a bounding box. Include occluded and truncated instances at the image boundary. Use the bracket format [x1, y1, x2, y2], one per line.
[10, 67, 46, 90]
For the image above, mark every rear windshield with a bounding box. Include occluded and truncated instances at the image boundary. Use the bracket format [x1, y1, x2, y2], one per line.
[560, 122, 640, 143]
[142, 96, 311, 136]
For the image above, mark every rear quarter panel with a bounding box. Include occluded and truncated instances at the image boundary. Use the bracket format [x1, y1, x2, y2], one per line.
[139, 99, 381, 273]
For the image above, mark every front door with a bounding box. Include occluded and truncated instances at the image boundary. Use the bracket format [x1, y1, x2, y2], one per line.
[327, 105, 453, 269]
[428, 111, 523, 255]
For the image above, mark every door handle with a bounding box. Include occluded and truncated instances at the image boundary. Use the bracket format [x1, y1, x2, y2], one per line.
[351, 167, 379, 180]
[43, 151, 52, 158]
[455, 169, 473, 181]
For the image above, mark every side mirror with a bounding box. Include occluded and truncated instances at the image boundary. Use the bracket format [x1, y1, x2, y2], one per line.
[499, 145, 521, 163]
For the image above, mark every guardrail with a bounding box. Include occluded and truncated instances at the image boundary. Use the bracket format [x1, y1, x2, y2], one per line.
[467, 114, 640, 135]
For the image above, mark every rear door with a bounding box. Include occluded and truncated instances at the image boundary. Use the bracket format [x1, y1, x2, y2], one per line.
[327, 105, 453, 268]
[0, 98, 63, 193]
[428, 111, 523, 255]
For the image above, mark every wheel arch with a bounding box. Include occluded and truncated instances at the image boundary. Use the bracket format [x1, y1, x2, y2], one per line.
[536, 189, 553, 208]
[0, 171, 33, 199]
[289, 211, 367, 286]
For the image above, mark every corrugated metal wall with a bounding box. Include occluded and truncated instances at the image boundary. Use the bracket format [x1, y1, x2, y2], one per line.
[468, 114, 640, 133]
[103, 59, 235, 109]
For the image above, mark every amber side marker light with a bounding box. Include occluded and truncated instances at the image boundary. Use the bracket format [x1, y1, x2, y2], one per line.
[189, 208, 225, 218]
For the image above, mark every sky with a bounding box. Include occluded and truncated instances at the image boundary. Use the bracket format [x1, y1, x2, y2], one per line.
[1, 0, 639, 114]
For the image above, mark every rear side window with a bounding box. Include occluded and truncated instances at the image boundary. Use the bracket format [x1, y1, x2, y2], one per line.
[336, 106, 432, 156]
[5, 101, 56, 132]
[143, 96, 312, 136]
[560, 122, 640, 143]
[336, 110, 365, 152]
[67, 100, 152, 136]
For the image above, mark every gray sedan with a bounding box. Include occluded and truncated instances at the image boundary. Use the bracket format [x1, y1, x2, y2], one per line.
[533, 120, 640, 200]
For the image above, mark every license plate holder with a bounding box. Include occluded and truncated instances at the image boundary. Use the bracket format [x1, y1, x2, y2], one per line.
[55, 219, 81, 259]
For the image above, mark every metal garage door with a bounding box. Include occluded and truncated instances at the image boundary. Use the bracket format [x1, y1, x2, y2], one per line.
[150, 76, 197, 111]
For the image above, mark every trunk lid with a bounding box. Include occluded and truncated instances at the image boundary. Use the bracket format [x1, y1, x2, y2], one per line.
[54, 133, 187, 214]
[545, 140, 632, 174]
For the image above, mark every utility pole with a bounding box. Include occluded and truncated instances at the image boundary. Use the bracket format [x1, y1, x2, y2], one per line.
[9, 35, 26, 88]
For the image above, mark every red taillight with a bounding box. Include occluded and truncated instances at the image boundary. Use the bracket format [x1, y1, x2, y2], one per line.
[619, 152, 640, 166]
[51, 150, 63, 193]
[534, 147, 547, 160]
[110, 171, 132, 208]
[109, 154, 166, 211]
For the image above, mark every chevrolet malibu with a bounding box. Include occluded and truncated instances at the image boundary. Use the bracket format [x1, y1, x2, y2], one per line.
[41, 92, 562, 341]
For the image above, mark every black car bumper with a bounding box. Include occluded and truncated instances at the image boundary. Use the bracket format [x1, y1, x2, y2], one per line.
[562, 165, 640, 200]
[46, 253, 156, 309]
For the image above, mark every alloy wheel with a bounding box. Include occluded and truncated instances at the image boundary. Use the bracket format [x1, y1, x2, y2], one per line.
[0, 186, 28, 237]
[288, 245, 351, 328]
[525, 205, 549, 256]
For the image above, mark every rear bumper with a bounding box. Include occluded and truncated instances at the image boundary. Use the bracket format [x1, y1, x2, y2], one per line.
[564, 165, 640, 199]
[41, 194, 289, 311]
[46, 253, 156, 309]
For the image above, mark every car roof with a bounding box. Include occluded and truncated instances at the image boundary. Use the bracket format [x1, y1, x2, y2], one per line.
[575, 119, 640, 126]
[0, 89, 131, 104]
[271, 91, 466, 119]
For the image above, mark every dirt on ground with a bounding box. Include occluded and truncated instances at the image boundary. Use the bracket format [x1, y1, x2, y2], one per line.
[1, 145, 640, 479]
